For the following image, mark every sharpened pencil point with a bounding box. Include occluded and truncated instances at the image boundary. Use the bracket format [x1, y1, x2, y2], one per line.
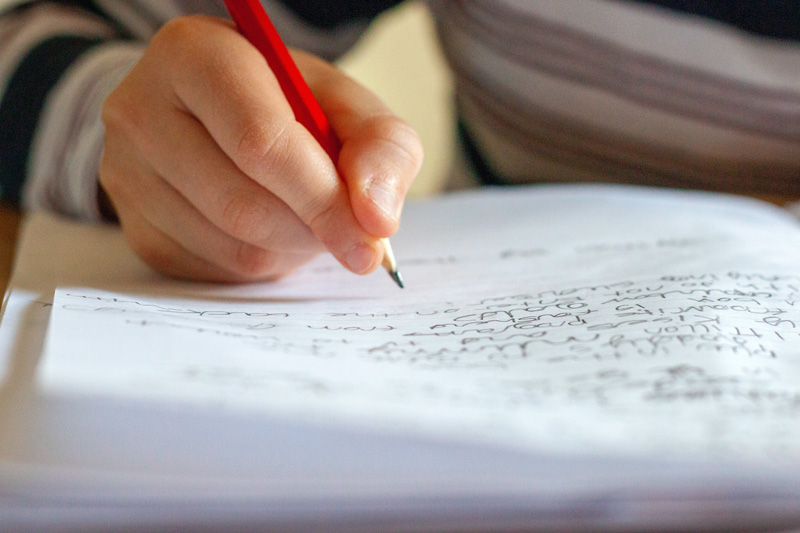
[380, 238, 403, 288]
[389, 269, 404, 289]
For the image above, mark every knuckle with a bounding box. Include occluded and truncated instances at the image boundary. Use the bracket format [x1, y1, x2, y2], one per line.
[100, 68, 156, 152]
[304, 195, 340, 239]
[151, 16, 223, 81]
[231, 242, 278, 279]
[149, 17, 203, 68]
[233, 120, 293, 178]
[220, 192, 263, 242]
[156, 15, 206, 47]
[101, 83, 139, 135]
[234, 121, 272, 166]
[363, 115, 424, 172]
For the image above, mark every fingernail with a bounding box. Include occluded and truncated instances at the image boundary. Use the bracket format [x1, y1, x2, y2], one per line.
[345, 242, 377, 274]
[367, 179, 400, 222]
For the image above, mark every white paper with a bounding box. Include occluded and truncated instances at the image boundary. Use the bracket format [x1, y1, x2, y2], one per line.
[4, 184, 800, 532]
[41, 185, 800, 462]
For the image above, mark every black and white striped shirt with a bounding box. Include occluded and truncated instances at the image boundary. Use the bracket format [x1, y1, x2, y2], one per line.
[1, 0, 799, 221]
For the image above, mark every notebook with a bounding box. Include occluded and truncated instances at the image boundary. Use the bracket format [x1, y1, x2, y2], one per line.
[2, 184, 800, 532]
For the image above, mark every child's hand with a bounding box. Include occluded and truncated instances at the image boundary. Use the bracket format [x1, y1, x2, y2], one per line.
[99, 15, 422, 282]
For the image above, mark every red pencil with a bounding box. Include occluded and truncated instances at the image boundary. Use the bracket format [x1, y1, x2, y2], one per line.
[222, 0, 403, 287]
[223, 0, 340, 161]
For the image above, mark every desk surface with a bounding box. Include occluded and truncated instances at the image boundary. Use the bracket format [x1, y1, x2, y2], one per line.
[1, 205, 22, 297]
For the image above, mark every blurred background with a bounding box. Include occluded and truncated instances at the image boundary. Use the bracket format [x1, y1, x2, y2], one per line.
[337, 1, 453, 198]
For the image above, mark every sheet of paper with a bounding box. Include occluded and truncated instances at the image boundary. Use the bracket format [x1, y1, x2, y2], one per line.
[40, 185, 800, 462]
[4, 184, 800, 532]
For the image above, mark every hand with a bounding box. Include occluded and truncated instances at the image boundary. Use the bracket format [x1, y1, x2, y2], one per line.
[99, 15, 422, 282]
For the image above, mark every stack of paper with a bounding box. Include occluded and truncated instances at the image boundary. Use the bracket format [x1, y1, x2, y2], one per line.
[2, 184, 800, 531]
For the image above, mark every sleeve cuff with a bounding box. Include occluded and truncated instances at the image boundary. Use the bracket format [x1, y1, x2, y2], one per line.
[22, 41, 144, 221]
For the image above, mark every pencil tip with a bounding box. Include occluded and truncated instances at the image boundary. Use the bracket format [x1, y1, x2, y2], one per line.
[389, 269, 404, 289]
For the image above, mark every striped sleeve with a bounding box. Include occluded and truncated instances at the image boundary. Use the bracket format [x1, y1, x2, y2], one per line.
[430, 0, 800, 196]
[0, 1, 143, 219]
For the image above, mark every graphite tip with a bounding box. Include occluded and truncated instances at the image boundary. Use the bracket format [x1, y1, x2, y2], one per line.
[389, 269, 404, 289]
